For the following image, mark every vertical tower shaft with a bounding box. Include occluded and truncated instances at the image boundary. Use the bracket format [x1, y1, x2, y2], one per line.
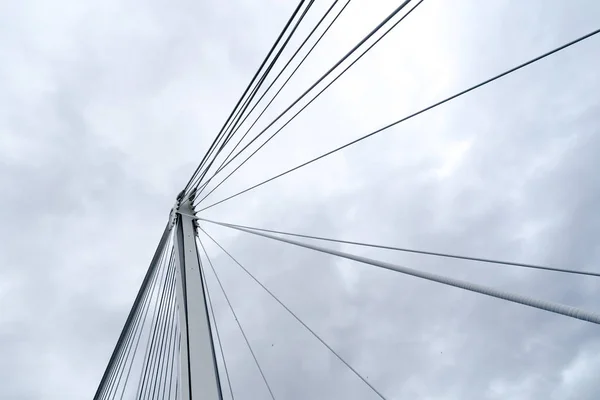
[174, 197, 222, 400]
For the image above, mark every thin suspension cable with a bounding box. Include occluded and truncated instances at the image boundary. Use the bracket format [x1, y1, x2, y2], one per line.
[193, 0, 417, 204]
[94, 226, 171, 400]
[150, 263, 175, 398]
[195, 0, 352, 198]
[139, 265, 174, 400]
[199, 26, 600, 211]
[192, 0, 317, 191]
[205, 220, 600, 325]
[184, 0, 307, 193]
[148, 265, 178, 400]
[138, 254, 174, 400]
[143, 262, 176, 400]
[117, 246, 170, 400]
[199, 236, 277, 400]
[188, 72, 268, 196]
[197, 226, 389, 400]
[197, 237, 236, 400]
[165, 322, 180, 400]
[159, 286, 179, 400]
[216, 0, 342, 162]
[184, 0, 308, 193]
[101, 236, 173, 400]
[195, 0, 416, 203]
[175, 371, 179, 400]
[132, 251, 171, 400]
[192, 74, 268, 193]
[101, 289, 143, 400]
[102, 260, 156, 400]
[110, 243, 170, 400]
[198, 0, 351, 196]
[197, 217, 600, 278]
[193, 0, 316, 190]
[196, 73, 269, 190]
[205, 0, 316, 156]
[187, 0, 311, 194]
[136, 257, 176, 399]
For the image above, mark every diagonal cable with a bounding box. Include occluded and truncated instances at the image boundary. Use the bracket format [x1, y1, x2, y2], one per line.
[164, 325, 180, 400]
[195, 0, 417, 203]
[203, 220, 600, 325]
[112, 244, 172, 400]
[145, 261, 176, 400]
[184, 0, 307, 193]
[139, 262, 174, 400]
[192, 0, 317, 191]
[116, 249, 169, 400]
[158, 283, 179, 400]
[193, 0, 419, 204]
[196, 0, 316, 173]
[94, 226, 171, 400]
[216, 0, 344, 161]
[136, 255, 176, 399]
[102, 238, 174, 400]
[196, 217, 600, 278]
[198, 235, 277, 400]
[197, 237, 236, 400]
[199, 26, 600, 211]
[101, 286, 144, 400]
[197, 226, 389, 400]
[197, 0, 352, 196]
[166, 319, 180, 400]
[102, 261, 156, 400]
[184, 0, 308, 193]
[148, 263, 178, 400]
[160, 272, 178, 397]
[138, 254, 174, 399]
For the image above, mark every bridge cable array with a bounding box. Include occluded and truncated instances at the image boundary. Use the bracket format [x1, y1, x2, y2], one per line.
[195, 0, 353, 197]
[95, 232, 181, 400]
[199, 220, 600, 326]
[183, 0, 312, 194]
[198, 238, 276, 400]
[95, 1, 600, 399]
[193, 0, 422, 206]
[198, 225, 390, 400]
[198, 25, 600, 212]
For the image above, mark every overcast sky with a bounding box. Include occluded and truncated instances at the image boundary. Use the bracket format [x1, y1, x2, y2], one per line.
[2, 0, 600, 399]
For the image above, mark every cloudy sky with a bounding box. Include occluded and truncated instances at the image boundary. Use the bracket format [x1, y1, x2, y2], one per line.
[2, 0, 600, 399]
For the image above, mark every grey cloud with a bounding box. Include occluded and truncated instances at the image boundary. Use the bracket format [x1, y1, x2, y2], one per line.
[2, 0, 600, 399]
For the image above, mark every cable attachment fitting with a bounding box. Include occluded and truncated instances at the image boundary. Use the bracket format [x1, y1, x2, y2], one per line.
[169, 188, 198, 230]
[168, 196, 181, 230]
